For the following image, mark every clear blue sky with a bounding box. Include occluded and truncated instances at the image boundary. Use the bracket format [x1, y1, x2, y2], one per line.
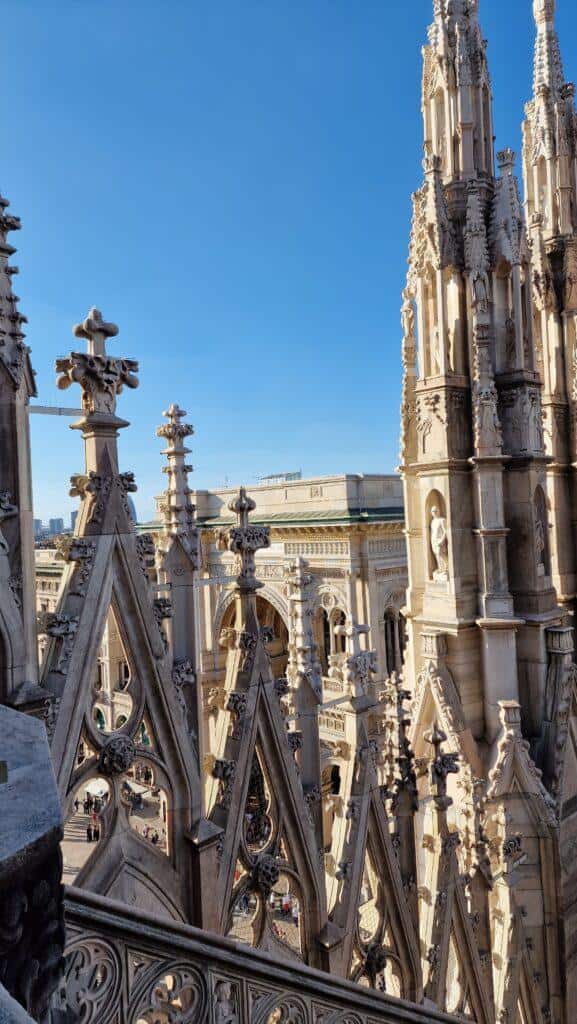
[3, 0, 576, 523]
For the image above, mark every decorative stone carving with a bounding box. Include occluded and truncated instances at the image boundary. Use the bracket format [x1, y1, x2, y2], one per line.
[130, 963, 207, 1024]
[135, 533, 155, 576]
[44, 613, 79, 675]
[8, 573, 22, 609]
[172, 658, 196, 727]
[56, 349, 139, 415]
[238, 630, 259, 672]
[474, 382, 503, 453]
[70, 470, 137, 526]
[424, 722, 459, 811]
[227, 691, 248, 738]
[214, 978, 240, 1024]
[153, 597, 173, 653]
[345, 650, 377, 696]
[213, 758, 236, 809]
[0, 491, 17, 555]
[250, 854, 280, 897]
[61, 937, 122, 1023]
[98, 733, 136, 776]
[67, 538, 96, 597]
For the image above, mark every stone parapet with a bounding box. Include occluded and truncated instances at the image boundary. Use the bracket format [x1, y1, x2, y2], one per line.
[63, 886, 458, 1024]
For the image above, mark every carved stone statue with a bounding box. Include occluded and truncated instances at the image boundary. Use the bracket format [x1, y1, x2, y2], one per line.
[430, 507, 449, 582]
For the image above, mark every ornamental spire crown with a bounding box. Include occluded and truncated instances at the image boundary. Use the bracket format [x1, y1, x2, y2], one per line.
[532, 0, 565, 95]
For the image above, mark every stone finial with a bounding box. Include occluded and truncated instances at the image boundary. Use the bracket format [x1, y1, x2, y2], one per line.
[220, 488, 270, 592]
[73, 307, 118, 356]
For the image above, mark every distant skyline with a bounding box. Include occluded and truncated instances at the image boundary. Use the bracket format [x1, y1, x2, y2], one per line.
[4, 0, 577, 522]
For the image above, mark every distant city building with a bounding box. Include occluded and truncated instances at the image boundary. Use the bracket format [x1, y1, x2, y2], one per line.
[48, 517, 64, 536]
[70, 510, 78, 532]
[33, 518, 43, 539]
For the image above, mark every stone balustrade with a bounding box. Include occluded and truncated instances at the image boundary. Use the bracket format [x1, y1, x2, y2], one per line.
[62, 886, 457, 1024]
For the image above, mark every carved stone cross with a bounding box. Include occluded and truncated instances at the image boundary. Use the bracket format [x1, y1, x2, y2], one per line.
[73, 307, 118, 357]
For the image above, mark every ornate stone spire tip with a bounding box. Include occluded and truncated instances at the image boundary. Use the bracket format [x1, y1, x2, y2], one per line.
[156, 403, 194, 443]
[497, 148, 516, 173]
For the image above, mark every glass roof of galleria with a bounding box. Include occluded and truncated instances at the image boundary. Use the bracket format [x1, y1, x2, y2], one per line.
[138, 506, 404, 532]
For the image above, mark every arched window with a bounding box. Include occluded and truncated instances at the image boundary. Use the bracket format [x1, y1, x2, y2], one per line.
[399, 613, 407, 665]
[534, 485, 551, 578]
[333, 611, 346, 654]
[384, 609, 407, 676]
[93, 707, 106, 731]
[384, 611, 397, 676]
[321, 609, 331, 674]
[115, 714, 128, 730]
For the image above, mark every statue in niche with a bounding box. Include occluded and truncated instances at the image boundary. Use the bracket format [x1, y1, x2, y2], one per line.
[401, 288, 415, 343]
[529, 393, 544, 451]
[475, 385, 502, 451]
[430, 506, 449, 582]
[431, 328, 441, 376]
[535, 518, 545, 576]
[505, 313, 516, 367]
[472, 271, 490, 316]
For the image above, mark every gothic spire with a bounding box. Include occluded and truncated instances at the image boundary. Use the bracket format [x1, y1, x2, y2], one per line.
[532, 0, 565, 96]
[156, 403, 199, 560]
[56, 308, 139, 536]
[0, 193, 34, 394]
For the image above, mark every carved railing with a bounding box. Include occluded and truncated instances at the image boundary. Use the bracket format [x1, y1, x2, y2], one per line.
[63, 886, 457, 1024]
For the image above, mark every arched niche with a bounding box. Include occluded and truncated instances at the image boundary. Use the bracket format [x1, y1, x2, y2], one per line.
[534, 484, 551, 579]
[423, 265, 440, 377]
[425, 489, 448, 583]
[383, 607, 407, 676]
[494, 260, 514, 372]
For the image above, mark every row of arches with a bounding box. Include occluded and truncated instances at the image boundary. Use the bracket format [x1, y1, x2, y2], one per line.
[219, 594, 406, 681]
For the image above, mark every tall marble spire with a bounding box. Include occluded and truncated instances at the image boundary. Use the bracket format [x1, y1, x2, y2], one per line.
[423, 0, 493, 181]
